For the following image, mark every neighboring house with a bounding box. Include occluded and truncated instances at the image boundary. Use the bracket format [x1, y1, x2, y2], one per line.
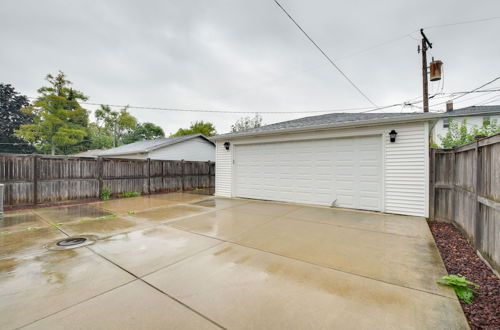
[431, 105, 500, 147]
[213, 112, 445, 218]
[71, 149, 103, 157]
[97, 134, 215, 161]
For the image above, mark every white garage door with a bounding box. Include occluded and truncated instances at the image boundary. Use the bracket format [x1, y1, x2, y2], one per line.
[234, 135, 383, 211]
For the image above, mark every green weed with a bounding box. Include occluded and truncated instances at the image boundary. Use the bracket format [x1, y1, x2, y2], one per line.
[117, 192, 141, 198]
[437, 275, 480, 304]
[100, 187, 111, 200]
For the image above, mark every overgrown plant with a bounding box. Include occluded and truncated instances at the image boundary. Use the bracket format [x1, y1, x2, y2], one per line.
[330, 200, 338, 208]
[437, 275, 480, 304]
[101, 186, 111, 200]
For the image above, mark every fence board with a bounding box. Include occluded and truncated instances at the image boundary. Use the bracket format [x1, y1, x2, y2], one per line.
[430, 133, 500, 273]
[0, 154, 215, 207]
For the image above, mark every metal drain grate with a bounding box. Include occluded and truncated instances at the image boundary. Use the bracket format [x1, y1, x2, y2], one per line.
[56, 237, 87, 247]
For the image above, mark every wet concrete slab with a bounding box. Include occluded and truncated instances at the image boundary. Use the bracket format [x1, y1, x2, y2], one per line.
[169, 209, 275, 240]
[23, 280, 220, 330]
[144, 242, 468, 330]
[97, 196, 176, 214]
[0, 249, 134, 329]
[0, 210, 49, 232]
[148, 192, 210, 203]
[33, 204, 113, 223]
[0, 227, 66, 258]
[234, 217, 452, 297]
[133, 204, 208, 222]
[62, 216, 151, 238]
[285, 206, 433, 239]
[230, 201, 302, 217]
[191, 197, 251, 210]
[90, 226, 221, 277]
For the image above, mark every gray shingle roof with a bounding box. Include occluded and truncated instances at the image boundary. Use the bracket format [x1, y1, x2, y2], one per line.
[97, 134, 213, 156]
[215, 105, 500, 139]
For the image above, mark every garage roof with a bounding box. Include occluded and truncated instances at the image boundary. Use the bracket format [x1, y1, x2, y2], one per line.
[97, 134, 214, 156]
[214, 105, 500, 140]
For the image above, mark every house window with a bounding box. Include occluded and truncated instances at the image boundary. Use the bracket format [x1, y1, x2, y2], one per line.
[443, 118, 451, 128]
[483, 116, 491, 126]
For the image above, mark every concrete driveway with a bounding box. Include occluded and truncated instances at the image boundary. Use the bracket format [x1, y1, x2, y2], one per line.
[0, 194, 468, 329]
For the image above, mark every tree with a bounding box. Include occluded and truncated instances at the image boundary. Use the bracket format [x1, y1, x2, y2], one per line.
[439, 118, 500, 149]
[95, 105, 137, 147]
[15, 72, 89, 155]
[0, 84, 37, 153]
[170, 121, 217, 137]
[122, 122, 165, 144]
[231, 114, 263, 132]
[86, 123, 114, 150]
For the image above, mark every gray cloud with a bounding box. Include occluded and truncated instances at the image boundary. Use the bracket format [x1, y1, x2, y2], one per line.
[1, 0, 500, 135]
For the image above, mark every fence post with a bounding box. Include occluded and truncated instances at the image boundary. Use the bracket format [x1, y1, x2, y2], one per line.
[429, 148, 435, 219]
[147, 158, 151, 195]
[97, 157, 103, 198]
[473, 140, 481, 249]
[181, 159, 185, 192]
[207, 161, 211, 189]
[32, 154, 38, 205]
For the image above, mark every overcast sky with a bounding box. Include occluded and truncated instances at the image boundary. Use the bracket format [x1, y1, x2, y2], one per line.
[1, 0, 500, 135]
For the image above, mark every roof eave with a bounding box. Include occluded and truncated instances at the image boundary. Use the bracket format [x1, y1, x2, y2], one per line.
[212, 113, 441, 140]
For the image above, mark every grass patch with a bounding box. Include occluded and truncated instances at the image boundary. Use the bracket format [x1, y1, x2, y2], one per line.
[25, 226, 42, 231]
[80, 214, 118, 223]
[118, 192, 141, 198]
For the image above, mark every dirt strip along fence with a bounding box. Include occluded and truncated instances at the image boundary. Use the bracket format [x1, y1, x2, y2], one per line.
[0, 154, 215, 207]
[430, 133, 500, 273]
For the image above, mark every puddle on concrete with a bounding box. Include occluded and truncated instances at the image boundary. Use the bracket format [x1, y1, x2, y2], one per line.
[148, 193, 209, 203]
[191, 198, 247, 209]
[98, 197, 175, 214]
[1, 212, 48, 232]
[0, 227, 67, 258]
[63, 216, 148, 238]
[34, 204, 113, 223]
[133, 205, 205, 222]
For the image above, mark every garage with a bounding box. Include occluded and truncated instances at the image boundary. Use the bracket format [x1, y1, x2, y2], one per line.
[234, 136, 382, 211]
[214, 112, 437, 217]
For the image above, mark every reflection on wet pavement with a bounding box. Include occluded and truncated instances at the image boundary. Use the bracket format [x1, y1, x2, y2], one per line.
[34, 204, 113, 223]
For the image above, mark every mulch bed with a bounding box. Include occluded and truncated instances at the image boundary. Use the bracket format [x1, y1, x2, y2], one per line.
[429, 221, 499, 330]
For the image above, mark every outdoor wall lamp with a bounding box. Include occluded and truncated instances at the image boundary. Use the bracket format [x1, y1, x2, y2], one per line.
[389, 130, 398, 143]
[224, 142, 230, 150]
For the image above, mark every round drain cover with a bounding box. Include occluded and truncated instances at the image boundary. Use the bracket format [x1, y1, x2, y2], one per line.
[56, 237, 87, 247]
[46, 235, 97, 251]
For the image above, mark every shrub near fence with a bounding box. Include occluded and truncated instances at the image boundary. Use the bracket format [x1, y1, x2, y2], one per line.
[430, 133, 500, 273]
[0, 154, 215, 207]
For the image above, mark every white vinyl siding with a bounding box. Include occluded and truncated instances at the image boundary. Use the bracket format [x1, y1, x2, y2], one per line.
[215, 122, 429, 217]
[215, 141, 233, 197]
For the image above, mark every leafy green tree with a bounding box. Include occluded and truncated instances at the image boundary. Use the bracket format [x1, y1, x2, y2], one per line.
[0, 84, 37, 153]
[86, 123, 114, 150]
[170, 121, 217, 137]
[122, 122, 164, 144]
[15, 72, 89, 155]
[440, 118, 500, 149]
[231, 114, 263, 132]
[95, 105, 137, 147]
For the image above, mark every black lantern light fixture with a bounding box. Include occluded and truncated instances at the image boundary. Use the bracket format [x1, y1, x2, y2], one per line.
[223, 141, 230, 150]
[389, 130, 398, 143]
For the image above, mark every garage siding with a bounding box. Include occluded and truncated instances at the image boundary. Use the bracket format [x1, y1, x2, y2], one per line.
[215, 141, 232, 197]
[215, 122, 429, 217]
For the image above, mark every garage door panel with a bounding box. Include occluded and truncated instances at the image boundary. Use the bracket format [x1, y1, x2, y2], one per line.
[235, 136, 382, 211]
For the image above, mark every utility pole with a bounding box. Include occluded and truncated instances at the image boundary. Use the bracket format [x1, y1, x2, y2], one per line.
[419, 28, 433, 112]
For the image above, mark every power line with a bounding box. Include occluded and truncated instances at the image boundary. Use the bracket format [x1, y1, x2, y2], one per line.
[272, 0, 379, 108]
[423, 16, 500, 30]
[429, 76, 500, 108]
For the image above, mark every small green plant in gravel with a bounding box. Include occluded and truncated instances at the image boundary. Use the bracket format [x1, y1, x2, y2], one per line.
[437, 275, 480, 304]
[100, 187, 111, 200]
[117, 192, 141, 198]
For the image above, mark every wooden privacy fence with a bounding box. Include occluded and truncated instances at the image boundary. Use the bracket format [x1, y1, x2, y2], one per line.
[430, 133, 500, 273]
[0, 154, 215, 207]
